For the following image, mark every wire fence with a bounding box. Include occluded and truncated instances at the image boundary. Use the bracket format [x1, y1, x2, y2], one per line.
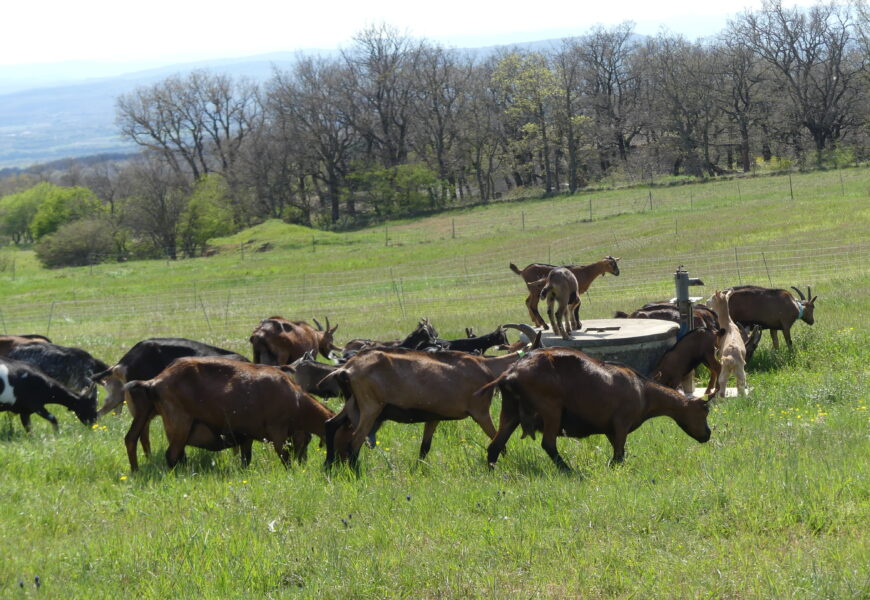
[2, 166, 867, 355]
[2, 238, 867, 355]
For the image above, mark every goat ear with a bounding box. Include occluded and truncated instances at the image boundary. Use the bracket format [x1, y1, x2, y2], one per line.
[809, 296, 817, 304]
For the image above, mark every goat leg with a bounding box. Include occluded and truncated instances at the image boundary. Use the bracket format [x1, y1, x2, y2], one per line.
[419, 421, 439, 459]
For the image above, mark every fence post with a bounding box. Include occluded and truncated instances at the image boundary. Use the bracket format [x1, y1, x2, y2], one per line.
[589, 198, 593, 222]
[788, 174, 794, 201]
[46, 301, 56, 336]
[734, 247, 742, 285]
[840, 171, 845, 196]
[737, 181, 742, 202]
[199, 297, 212, 333]
[762, 252, 772, 287]
[451, 218, 455, 239]
[385, 223, 389, 247]
[521, 211, 525, 231]
[648, 190, 653, 210]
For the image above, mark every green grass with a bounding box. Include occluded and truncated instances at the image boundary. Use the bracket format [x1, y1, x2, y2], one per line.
[1, 168, 869, 598]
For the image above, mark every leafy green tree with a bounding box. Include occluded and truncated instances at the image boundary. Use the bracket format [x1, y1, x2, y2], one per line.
[346, 163, 439, 217]
[0, 189, 42, 243]
[178, 174, 236, 257]
[28, 183, 104, 239]
[492, 51, 560, 195]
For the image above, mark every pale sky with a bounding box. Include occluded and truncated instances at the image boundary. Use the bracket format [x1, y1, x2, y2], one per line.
[2, 0, 819, 67]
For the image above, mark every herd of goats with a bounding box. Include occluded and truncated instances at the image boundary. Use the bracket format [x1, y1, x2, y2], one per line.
[0, 256, 818, 472]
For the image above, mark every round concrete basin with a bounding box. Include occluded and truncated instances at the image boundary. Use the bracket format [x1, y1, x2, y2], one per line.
[521, 318, 679, 376]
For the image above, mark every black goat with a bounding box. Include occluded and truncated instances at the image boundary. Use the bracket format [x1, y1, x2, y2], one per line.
[438, 326, 510, 354]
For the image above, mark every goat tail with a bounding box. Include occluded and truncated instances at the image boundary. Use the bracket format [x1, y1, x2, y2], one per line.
[122, 379, 161, 406]
[613, 311, 629, 318]
[474, 371, 510, 397]
[318, 369, 353, 400]
[539, 282, 552, 300]
[90, 365, 116, 384]
[509, 263, 523, 276]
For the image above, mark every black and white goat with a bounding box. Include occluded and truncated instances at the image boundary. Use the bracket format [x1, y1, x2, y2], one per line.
[0, 358, 98, 431]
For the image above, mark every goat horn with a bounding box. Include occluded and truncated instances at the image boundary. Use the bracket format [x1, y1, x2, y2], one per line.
[312, 317, 324, 331]
[325, 316, 331, 331]
[807, 286, 812, 301]
[501, 323, 539, 342]
[790, 286, 806, 301]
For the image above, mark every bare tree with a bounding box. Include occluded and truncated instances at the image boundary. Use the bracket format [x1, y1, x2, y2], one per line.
[266, 58, 360, 223]
[573, 23, 645, 171]
[119, 154, 190, 259]
[340, 24, 423, 168]
[116, 70, 261, 180]
[409, 44, 472, 203]
[733, 1, 867, 162]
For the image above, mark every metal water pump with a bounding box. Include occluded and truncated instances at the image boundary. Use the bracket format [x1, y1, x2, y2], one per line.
[673, 266, 704, 338]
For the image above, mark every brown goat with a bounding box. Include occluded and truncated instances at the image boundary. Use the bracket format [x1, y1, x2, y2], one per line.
[481, 347, 711, 470]
[323, 347, 531, 467]
[250, 316, 340, 365]
[724, 285, 817, 350]
[124, 357, 352, 468]
[709, 290, 747, 397]
[539, 267, 580, 339]
[510, 256, 620, 328]
[652, 328, 721, 397]
[92, 337, 249, 471]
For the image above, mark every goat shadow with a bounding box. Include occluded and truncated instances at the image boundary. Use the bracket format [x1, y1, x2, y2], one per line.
[493, 443, 592, 481]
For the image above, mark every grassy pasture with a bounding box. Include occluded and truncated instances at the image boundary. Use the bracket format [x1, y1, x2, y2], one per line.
[0, 169, 869, 598]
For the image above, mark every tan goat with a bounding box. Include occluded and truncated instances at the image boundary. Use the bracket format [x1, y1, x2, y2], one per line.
[539, 267, 580, 340]
[709, 290, 747, 397]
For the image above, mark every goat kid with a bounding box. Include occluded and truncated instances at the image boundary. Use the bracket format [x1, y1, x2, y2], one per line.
[539, 267, 580, 339]
[510, 256, 620, 328]
[652, 328, 721, 397]
[709, 290, 747, 397]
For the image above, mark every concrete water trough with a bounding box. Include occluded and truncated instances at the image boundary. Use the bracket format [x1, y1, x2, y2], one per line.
[520, 318, 680, 377]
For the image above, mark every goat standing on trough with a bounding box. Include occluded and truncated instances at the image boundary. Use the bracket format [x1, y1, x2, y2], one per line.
[510, 256, 620, 329]
[0, 358, 97, 431]
[480, 347, 711, 470]
[90, 337, 249, 471]
[709, 290, 747, 397]
[250, 316, 340, 365]
[539, 267, 580, 340]
[724, 285, 817, 350]
[323, 339, 540, 468]
[124, 357, 353, 469]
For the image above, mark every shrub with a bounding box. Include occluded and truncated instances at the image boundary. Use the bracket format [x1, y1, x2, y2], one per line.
[34, 218, 119, 268]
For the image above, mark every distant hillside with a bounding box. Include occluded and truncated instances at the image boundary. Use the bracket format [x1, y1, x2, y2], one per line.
[0, 41, 566, 170]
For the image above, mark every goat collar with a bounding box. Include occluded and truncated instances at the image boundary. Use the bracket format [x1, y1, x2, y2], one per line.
[795, 301, 804, 321]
